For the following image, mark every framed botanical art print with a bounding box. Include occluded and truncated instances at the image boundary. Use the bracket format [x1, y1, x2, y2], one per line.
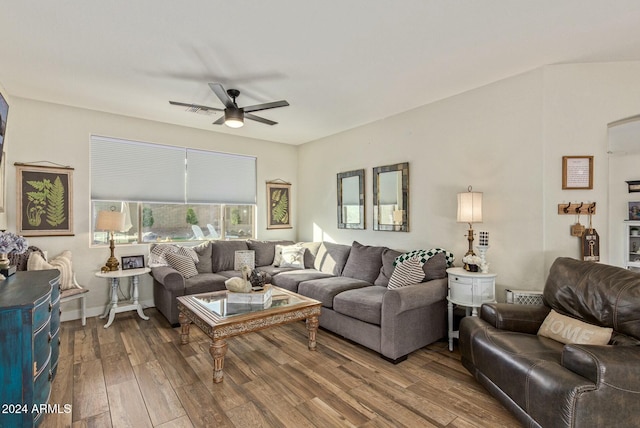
[266, 180, 291, 229]
[16, 163, 74, 236]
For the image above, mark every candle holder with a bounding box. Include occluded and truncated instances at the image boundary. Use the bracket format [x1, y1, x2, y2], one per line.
[476, 245, 489, 273]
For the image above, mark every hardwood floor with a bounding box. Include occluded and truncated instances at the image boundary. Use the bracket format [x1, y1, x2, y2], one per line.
[44, 308, 521, 427]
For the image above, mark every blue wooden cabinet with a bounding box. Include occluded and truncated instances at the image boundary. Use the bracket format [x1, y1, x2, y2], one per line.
[0, 270, 61, 428]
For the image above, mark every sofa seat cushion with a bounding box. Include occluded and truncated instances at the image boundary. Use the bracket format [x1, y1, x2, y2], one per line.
[333, 286, 387, 325]
[217, 270, 241, 279]
[257, 265, 304, 277]
[270, 270, 334, 292]
[184, 273, 228, 294]
[298, 277, 370, 308]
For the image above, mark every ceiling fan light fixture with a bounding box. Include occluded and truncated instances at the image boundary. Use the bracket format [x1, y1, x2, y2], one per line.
[224, 108, 244, 128]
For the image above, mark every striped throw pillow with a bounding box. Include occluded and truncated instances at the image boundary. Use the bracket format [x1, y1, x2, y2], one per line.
[165, 252, 198, 279]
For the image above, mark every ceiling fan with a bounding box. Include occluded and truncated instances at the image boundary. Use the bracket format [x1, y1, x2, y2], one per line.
[170, 83, 289, 128]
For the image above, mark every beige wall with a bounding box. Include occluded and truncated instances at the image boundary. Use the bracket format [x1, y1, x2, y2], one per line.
[298, 69, 545, 299]
[3, 97, 298, 321]
[298, 61, 640, 300]
[4, 61, 640, 321]
[542, 62, 640, 269]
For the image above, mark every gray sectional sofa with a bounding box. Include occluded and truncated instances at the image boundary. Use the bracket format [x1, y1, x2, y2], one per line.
[151, 239, 450, 362]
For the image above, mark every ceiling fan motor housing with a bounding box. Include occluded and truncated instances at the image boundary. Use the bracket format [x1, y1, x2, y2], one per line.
[224, 108, 244, 128]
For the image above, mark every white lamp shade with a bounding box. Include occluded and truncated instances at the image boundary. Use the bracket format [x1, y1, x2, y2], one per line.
[96, 211, 126, 232]
[457, 191, 483, 223]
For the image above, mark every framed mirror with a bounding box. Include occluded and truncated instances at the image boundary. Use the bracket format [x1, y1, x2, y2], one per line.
[373, 162, 409, 232]
[337, 169, 365, 229]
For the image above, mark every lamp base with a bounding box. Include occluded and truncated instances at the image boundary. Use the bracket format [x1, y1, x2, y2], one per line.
[106, 256, 119, 271]
[106, 235, 119, 271]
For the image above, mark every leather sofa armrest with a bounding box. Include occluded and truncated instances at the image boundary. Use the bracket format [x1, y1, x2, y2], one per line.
[562, 344, 640, 391]
[151, 266, 185, 292]
[480, 303, 550, 334]
[383, 278, 447, 313]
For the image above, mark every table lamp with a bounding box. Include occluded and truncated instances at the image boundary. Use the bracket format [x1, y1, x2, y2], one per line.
[457, 186, 483, 268]
[96, 210, 126, 271]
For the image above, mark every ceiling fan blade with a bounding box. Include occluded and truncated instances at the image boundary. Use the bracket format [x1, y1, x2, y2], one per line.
[208, 83, 235, 109]
[212, 116, 226, 125]
[245, 113, 277, 126]
[169, 101, 223, 112]
[242, 100, 289, 113]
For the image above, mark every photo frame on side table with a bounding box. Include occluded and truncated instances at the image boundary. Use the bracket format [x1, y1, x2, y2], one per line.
[562, 156, 593, 190]
[16, 163, 74, 236]
[266, 180, 292, 229]
[122, 255, 145, 270]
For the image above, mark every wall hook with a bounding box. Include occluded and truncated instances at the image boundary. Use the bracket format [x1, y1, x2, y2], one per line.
[563, 203, 571, 214]
[575, 202, 584, 213]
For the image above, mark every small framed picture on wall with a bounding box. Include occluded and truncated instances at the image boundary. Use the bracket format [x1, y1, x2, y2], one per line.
[562, 156, 593, 190]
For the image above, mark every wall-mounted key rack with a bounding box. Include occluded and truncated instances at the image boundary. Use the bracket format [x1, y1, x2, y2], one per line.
[557, 202, 596, 215]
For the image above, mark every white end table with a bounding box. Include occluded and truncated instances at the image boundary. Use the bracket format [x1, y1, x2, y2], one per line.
[96, 267, 151, 328]
[446, 267, 497, 351]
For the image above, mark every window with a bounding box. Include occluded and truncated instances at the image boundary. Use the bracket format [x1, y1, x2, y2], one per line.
[90, 136, 256, 245]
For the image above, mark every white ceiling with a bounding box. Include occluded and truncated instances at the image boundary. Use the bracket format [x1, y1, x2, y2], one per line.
[2, 1, 640, 145]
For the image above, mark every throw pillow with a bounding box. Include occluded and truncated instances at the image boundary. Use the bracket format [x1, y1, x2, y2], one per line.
[342, 241, 385, 284]
[273, 244, 286, 267]
[176, 246, 199, 263]
[388, 257, 426, 289]
[27, 250, 79, 290]
[279, 246, 305, 268]
[537, 309, 613, 345]
[423, 252, 447, 281]
[164, 252, 199, 279]
[148, 244, 179, 267]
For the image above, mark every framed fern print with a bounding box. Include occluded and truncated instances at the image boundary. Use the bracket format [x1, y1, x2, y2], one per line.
[16, 164, 74, 236]
[266, 181, 291, 229]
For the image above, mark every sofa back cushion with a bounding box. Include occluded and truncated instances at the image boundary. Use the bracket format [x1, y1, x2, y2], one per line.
[193, 241, 213, 273]
[313, 242, 351, 275]
[210, 241, 249, 272]
[342, 241, 385, 284]
[374, 248, 403, 286]
[247, 240, 294, 266]
[544, 257, 640, 340]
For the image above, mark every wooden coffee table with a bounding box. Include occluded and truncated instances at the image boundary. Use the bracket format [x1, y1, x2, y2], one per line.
[176, 286, 321, 383]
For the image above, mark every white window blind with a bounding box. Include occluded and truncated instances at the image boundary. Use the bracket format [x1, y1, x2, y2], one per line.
[91, 135, 257, 204]
[186, 149, 256, 204]
[91, 136, 186, 202]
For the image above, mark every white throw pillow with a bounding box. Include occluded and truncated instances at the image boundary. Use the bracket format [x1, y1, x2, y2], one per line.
[279, 246, 305, 268]
[537, 309, 612, 345]
[27, 250, 79, 290]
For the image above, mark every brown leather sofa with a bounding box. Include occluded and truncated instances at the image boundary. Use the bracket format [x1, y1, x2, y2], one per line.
[459, 257, 640, 427]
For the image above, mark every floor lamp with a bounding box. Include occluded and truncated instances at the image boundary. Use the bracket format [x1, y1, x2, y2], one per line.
[96, 210, 126, 271]
[457, 186, 483, 270]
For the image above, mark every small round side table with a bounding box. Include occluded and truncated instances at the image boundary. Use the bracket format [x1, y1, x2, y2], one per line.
[96, 267, 151, 328]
